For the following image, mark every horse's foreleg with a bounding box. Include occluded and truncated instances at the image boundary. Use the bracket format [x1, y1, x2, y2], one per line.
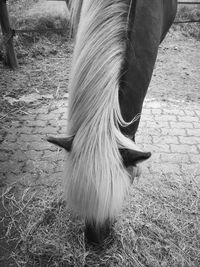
[85, 219, 112, 244]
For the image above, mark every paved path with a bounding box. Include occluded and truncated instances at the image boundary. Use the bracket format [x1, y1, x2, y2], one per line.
[0, 97, 200, 189]
[1, 94, 200, 264]
[138, 99, 200, 178]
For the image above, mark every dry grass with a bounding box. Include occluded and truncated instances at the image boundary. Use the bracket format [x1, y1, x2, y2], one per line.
[0, 0, 73, 116]
[1, 173, 200, 266]
[0, 0, 70, 64]
[174, 5, 200, 40]
[7, 0, 70, 33]
[1, 2, 200, 265]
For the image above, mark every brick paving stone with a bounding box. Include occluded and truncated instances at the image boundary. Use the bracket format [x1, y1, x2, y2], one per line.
[58, 127, 68, 134]
[55, 160, 65, 173]
[28, 141, 58, 151]
[193, 122, 200, 129]
[0, 152, 10, 162]
[29, 107, 48, 115]
[146, 121, 169, 128]
[189, 155, 200, 163]
[38, 160, 57, 173]
[1, 141, 28, 152]
[25, 150, 43, 160]
[144, 101, 162, 109]
[142, 143, 171, 153]
[18, 134, 44, 142]
[170, 121, 194, 129]
[0, 133, 4, 143]
[142, 108, 152, 115]
[57, 120, 68, 127]
[19, 127, 35, 134]
[4, 133, 18, 142]
[9, 121, 22, 128]
[160, 153, 190, 163]
[136, 135, 153, 144]
[138, 127, 161, 136]
[195, 110, 200, 116]
[187, 129, 200, 137]
[23, 159, 56, 174]
[17, 173, 36, 186]
[60, 112, 69, 120]
[150, 153, 161, 163]
[24, 120, 47, 127]
[2, 173, 21, 184]
[161, 128, 186, 136]
[3, 128, 20, 140]
[37, 113, 60, 121]
[149, 163, 181, 175]
[10, 150, 27, 162]
[179, 136, 200, 145]
[1, 99, 200, 188]
[42, 149, 64, 161]
[50, 107, 68, 114]
[19, 114, 38, 121]
[138, 121, 146, 128]
[151, 109, 162, 115]
[170, 144, 198, 154]
[0, 161, 23, 174]
[189, 154, 200, 164]
[152, 135, 179, 144]
[47, 119, 61, 127]
[32, 126, 58, 134]
[22, 160, 37, 173]
[177, 116, 199, 122]
[34, 107, 49, 115]
[142, 115, 154, 122]
[184, 110, 196, 116]
[162, 109, 185, 116]
[154, 115, 177, 121]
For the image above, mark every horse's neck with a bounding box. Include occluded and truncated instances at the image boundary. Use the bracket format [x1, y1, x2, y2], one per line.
[119, 0, 177, 138]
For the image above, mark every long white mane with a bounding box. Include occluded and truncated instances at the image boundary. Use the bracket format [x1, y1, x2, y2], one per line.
[65, 0, 138, 225]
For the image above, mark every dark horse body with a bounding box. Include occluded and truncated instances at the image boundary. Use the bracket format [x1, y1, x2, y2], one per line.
[48, 0, 177, 244]
[87, 0, 177, 243]
[120, 0, 177, 140]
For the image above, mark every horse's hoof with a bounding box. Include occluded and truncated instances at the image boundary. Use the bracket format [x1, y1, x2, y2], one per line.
[85, 220, 113, 244]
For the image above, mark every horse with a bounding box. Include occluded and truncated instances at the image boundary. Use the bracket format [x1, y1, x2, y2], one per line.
[47, 0, 177, 244]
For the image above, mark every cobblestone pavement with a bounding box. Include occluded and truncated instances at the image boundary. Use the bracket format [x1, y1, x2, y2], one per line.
[0, 96, 200, 190]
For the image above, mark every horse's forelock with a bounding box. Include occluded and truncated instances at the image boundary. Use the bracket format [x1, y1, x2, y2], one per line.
[65, 0, 139, 224]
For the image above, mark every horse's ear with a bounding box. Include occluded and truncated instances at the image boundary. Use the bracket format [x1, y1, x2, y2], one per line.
[47, 136, 73, 152]
[120, 148, 151, 167]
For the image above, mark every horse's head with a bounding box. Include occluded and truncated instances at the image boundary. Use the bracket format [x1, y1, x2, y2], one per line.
[46, 0, 176, 246]
[47, 135, 150, 243]
[47, 135, 151, 182]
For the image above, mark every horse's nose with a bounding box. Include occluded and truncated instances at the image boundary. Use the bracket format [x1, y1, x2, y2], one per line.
[127, 165, 142, 183]
[136, 165, 142, 177]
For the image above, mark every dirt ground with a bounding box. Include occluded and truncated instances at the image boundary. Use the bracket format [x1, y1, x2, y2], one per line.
[0, 0, 200, 117]
[149, 30, 200, 103]
[0, 29, 199, 122]
[0, 2, 200, 266]
[0, 2, 200, 190]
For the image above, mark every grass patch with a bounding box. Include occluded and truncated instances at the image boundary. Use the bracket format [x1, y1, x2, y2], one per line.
[7, 0, 70, 34]
[174, 5, 200, 40]
[1, 174, 200, 266]
[0, 0, 70, 65]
